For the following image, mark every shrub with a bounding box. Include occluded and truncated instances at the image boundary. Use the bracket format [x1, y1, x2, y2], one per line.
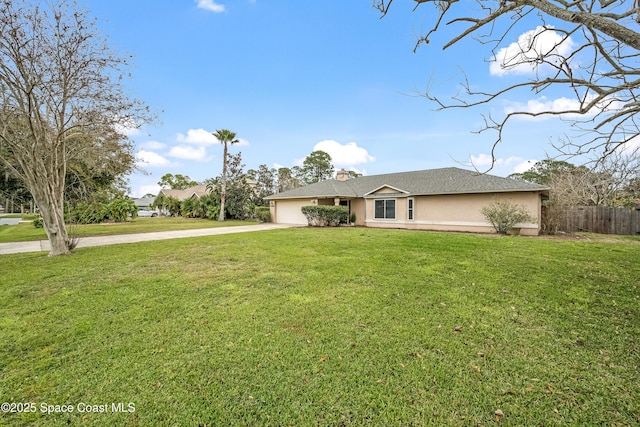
[70, 201, 106, 224]
[541, 199, 563, 235]
[153, 194, 182, 217]
[181, 198, 205, 218]
[103, 198, 137, 222]
[301, 205, 349, 227]
[68, 198, 137, 224]
[200, 193, 221, 220]
[255, 206, 271, 223]
[32, 215, 44, 228]
[481, 200, 531, 234]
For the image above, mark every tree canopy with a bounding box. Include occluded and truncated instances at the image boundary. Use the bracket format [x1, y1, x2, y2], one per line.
[158, 173, 199, 190]
[508, 159, 577, 185]
[512, 153, 640, 208]
[376, 0, 640, 165]
[0, 0, 152, 255]
[299, 151, 335, 185]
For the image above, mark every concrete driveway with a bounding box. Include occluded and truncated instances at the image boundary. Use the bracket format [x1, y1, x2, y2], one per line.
[0, 223, 301, 255]
[0, 218, 22, 226]
[0, 213, 28, 226]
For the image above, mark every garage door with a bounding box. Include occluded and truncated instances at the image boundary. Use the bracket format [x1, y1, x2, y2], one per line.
[276, 200, 309, 225]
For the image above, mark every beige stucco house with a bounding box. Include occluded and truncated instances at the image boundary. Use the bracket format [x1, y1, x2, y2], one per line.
[265, 167, 549, 235]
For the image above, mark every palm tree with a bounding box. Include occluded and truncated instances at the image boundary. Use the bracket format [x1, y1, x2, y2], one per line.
[212, 129, 239, 221]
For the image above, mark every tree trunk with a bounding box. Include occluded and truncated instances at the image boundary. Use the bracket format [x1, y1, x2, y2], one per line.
[40, 202, 72, 256]
[219, 141, 228, 222]
[30, 178, 72, 256]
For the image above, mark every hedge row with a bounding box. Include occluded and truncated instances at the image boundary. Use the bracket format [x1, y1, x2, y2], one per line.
[301, 205, 348, 227]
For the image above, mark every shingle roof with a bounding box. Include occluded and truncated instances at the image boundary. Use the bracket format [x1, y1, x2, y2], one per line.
[265, 167, 548, 200]
[132, 196, 156, 207]
[159, 183, 209, 201]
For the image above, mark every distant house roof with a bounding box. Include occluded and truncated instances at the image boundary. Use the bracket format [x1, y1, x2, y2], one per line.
[132, 196, 156, 208]
[265, 167, 549, 200]
[159, 183, 209, 201]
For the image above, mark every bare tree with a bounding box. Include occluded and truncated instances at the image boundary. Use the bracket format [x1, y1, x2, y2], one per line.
[0, 0, 151, 255]
[589, 146, 640, 205]
[375, 0, 640, 165]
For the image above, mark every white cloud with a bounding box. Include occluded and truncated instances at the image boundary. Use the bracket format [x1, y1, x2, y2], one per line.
[140, 140, 166, 150]
[196, 0, 225, 12]
[168, 145, 209, 161]
[347, 166, 368, 176]
[136, 185, 162, 198]
[176, 128, 219, 145]
[135, 150, 172, 167]
[513, 159, 538, 174]
[114, 117, 142, 137]
[620, 135, 640, 156]
[312, 140, 375, 168]
[490, 26, 575, 76]
[176, 128, 250, 147]
[469, 154, 534, 176]
[235, 138, 250, 147]
[502, 92, 622, 121]
[470, 153, 497, 168]
[504, 96, 584, 119]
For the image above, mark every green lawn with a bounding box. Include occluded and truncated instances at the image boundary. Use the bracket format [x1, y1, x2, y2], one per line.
[0, 217, 256, 243]
[1, 228, 638, 426]
[0, 214, 37, 219]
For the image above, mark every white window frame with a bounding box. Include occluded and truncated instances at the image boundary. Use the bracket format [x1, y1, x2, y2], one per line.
[408, 198, 414, 221]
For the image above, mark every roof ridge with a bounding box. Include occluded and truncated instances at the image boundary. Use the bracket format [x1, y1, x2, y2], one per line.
[265, 167, 548, 200]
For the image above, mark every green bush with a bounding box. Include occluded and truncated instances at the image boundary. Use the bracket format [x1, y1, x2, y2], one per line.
[70, 201, 106, 224]
[301, 205, 349, 227]
[69, 198, 137, 224]
[181, 198, 205, 218]
[153, 193, 182, 217]
[481, 200, 531, 234]
[200, 193, 221, 220]
[254, 206, 271, 223]
[103, 198, 137, 222]
[32, 215, 43, 228]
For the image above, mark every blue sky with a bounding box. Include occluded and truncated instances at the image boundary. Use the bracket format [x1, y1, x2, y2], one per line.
[86, 0, 578, 197]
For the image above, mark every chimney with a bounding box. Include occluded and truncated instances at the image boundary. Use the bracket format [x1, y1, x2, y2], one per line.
[336, 169, 349, 181]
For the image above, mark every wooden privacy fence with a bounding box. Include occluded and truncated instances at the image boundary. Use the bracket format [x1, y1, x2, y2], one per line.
[559, 206, 640, 235]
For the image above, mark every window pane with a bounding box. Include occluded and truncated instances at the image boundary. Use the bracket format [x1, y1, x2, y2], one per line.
[386, 200, 395, 219]
[408, 199, 413, 220]
[375, 200, 385, 218]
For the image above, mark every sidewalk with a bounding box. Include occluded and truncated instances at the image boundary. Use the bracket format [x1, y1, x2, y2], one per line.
[0, 223, 299, 255]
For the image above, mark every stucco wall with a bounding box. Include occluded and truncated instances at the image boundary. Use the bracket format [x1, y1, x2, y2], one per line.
[364, 192, 543, 235]
[270, 191, 544, 235]
[350, 198, 366, 226]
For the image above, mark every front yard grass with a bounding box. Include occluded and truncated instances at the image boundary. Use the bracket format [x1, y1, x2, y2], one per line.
[1, 228, 638, 425]
[0, 217, 256, 243]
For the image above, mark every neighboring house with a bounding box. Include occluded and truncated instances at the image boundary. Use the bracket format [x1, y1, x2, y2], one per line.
[265, 167, 550, 236]
[158, 183, 209, 201]
[132, 196, 156, 210]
